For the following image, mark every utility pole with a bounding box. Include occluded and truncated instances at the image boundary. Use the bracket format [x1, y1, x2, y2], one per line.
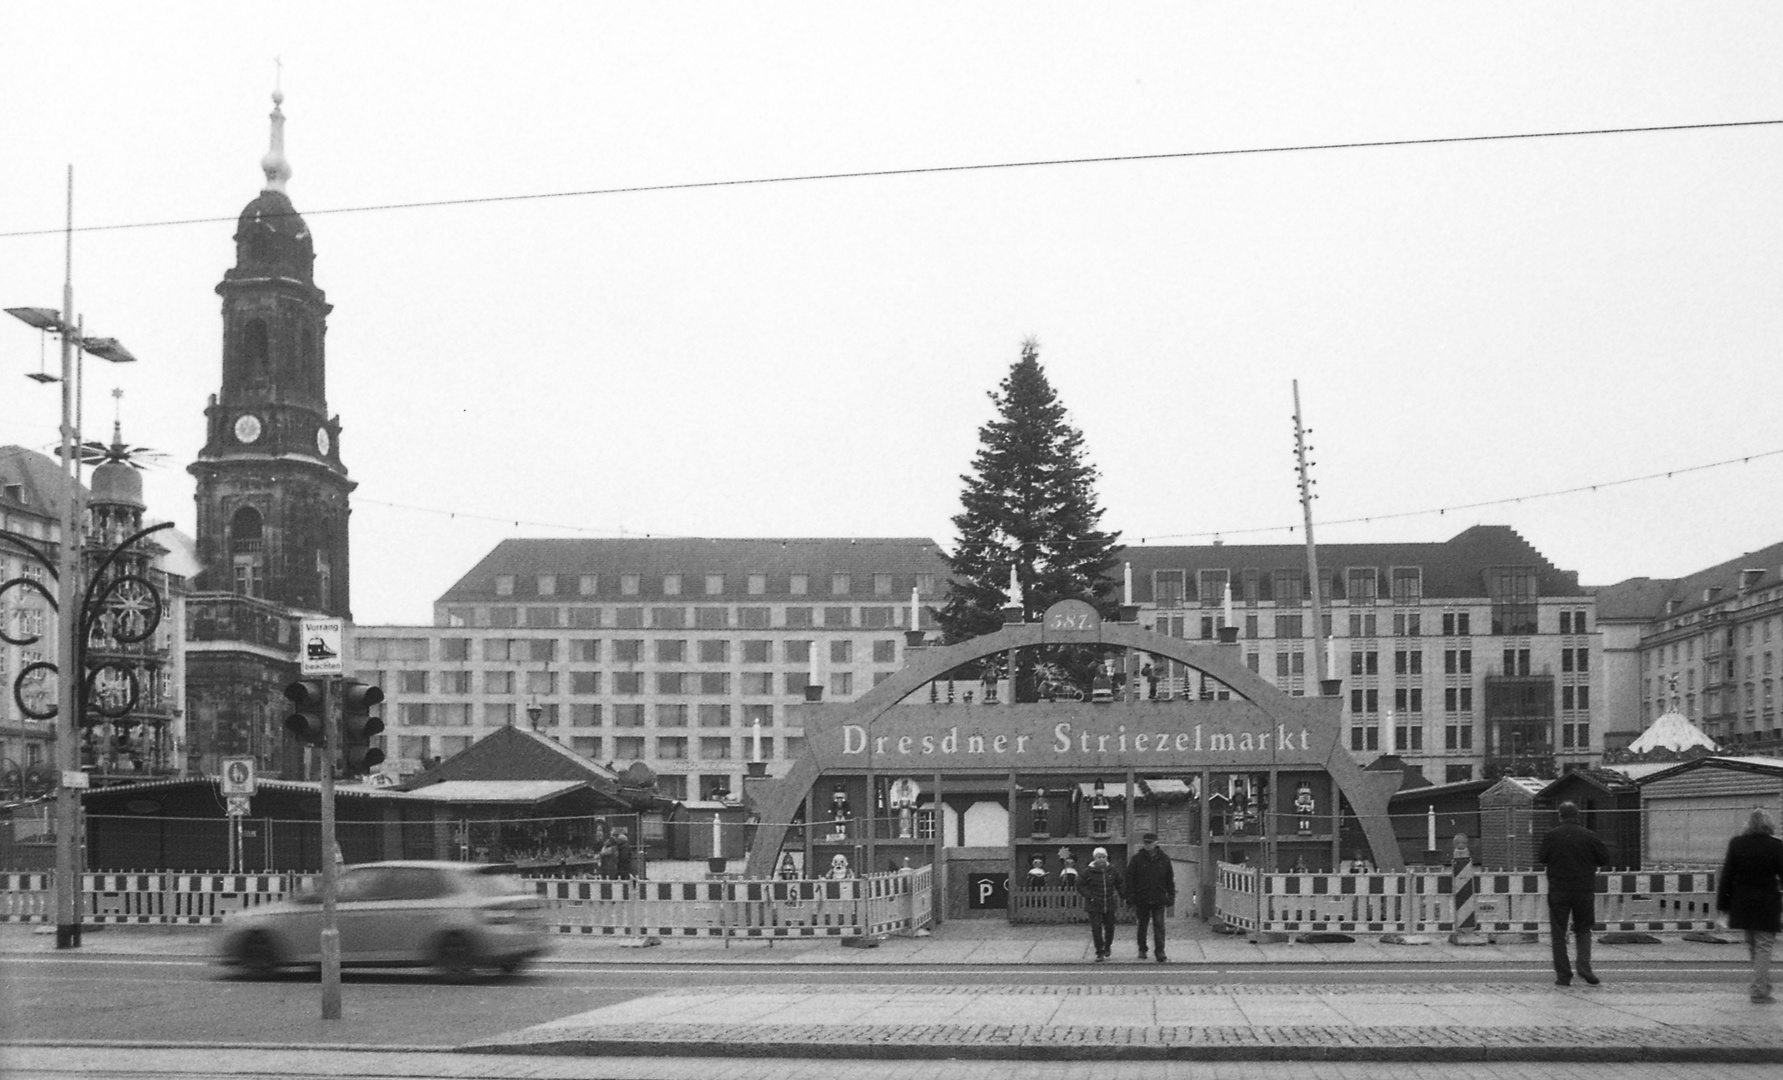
[1292, 380, 1326, 687]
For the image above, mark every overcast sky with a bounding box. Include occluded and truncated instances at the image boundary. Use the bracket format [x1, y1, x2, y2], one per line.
[3, 3, 1780, 626]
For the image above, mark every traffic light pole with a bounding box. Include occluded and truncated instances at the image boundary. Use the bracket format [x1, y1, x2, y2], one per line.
[319, 675, 341, 1019]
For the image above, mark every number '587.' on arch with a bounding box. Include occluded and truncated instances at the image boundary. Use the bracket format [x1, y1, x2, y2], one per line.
[742, 600, 1402, 921]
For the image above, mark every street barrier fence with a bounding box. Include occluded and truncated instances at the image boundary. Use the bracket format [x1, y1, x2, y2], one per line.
[1213, 861, 1721, 936]
[0, 865, 934, 940]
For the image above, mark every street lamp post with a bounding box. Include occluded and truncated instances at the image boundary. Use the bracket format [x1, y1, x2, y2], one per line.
[5, 166, 139, 949]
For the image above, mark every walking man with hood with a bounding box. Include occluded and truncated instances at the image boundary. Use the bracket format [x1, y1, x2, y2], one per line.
[1539, 801, 1610, 986]
[1077, 846, 1124, 962]
[1127, 831, 1175, 962]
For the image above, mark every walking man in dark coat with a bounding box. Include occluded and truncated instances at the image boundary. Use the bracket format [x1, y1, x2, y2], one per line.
[1539, 801, 1610, 986]
[1717, 808, 1783, 1003]
[1127, 831, 1176, 963]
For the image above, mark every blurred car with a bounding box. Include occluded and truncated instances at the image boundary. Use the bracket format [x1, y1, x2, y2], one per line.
[218, 861, 549, 978]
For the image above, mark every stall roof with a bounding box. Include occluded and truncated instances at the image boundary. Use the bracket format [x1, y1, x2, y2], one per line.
[1141, 778, 1194, 796]
[398, 780, 588, 804]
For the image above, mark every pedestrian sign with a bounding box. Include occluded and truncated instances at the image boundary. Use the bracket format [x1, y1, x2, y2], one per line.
[300, 618, 344, 676]
[221, 756, 257, 796]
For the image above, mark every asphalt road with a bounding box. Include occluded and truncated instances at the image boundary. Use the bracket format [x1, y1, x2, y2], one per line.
[0, 954, 1751, 1049]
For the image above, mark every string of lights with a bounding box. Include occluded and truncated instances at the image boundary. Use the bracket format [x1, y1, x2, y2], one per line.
[3, 118, 1779, 240]
[350, 445, 1783, 550]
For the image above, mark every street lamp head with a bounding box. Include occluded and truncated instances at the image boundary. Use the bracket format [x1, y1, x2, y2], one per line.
[5, 307, 66, 332]
[80, 338, 137, 364]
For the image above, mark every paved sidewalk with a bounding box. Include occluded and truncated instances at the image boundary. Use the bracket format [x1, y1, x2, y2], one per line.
[5, 920, 1777, 1063]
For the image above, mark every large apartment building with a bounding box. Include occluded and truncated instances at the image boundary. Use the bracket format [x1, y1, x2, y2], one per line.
[1122, 526, 1601, 783]
[1596, 540, 1783, 755]
[351, 537, 950, 801]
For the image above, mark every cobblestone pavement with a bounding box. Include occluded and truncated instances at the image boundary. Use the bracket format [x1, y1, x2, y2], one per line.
[5, 921, 1776, 1064]
[463, 981, 1783, 1063]
[5, 1045, 1783, 1080]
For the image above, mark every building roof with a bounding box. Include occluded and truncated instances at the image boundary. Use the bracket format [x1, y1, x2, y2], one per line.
[1625, 710, 1720, 755]
[1634, 755, 1783, 787]
[1117, 525, 1586, 601]
[0, 444, 82, 523]
[399, 780, 587, 804]
[403, 724, 626, 794]
[437, 536, 951, 605]
[1592, 538, 1783, 622]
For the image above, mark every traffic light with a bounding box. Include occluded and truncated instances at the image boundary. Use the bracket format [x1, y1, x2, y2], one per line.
[284, 679, 327, 746]
[338, 679, 386, 774]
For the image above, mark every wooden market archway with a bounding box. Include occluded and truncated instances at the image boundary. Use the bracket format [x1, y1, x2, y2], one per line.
[742, 608, 1404, 877]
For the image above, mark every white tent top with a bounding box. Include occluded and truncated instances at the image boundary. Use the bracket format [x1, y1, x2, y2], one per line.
[1626, 710, 1720, 754]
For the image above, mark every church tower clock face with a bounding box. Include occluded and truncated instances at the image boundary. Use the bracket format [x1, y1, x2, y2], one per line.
[315, 426, 331, 456]
[233, 414, 262, 444]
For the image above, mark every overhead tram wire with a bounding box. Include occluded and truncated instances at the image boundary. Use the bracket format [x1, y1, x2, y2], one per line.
[352, 444, 1783, 549]
[3, 118, 1781, 239]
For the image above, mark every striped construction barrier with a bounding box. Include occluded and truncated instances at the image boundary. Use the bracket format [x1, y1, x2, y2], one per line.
[0, 873, 52, 922]
[1212, 862, 1723, 938]
[0, 872, 310, 925]
[529, 872, 932, 940]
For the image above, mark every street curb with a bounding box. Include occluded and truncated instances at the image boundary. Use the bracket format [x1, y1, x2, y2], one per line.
[458, 1035, 1783, 1064]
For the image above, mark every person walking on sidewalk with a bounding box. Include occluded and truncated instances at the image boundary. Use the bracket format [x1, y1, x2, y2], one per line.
[1716, 808, 1783, 1003]
[1077, 846, 1124, 962]
[1539, 801, 1610, 987]
[1128, 831, 1175, 962]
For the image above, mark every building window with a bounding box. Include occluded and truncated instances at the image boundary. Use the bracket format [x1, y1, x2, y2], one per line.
[699, 639, 729, 663]
[485, 703, 514, 726]
[741, 672, 775, 695]
[662, 574, 682, 596]
[874, 573, 894, 596]
[652, 607, 686, 629]
[705, 574, 724, 595]
[1391, 567, 1422, 605]
[916, 573, 935, 595]
[229, 506, 265, 598]
[742, 640, 772, 663]
[657, 639, 687, 663]
[831, 573, 851, 595]
[441, 637, 470, 661]
[699, 704, 731, 727]
[578, 574, 598, 596]
[790, 574, 809, 596]
[656, 672, 686, 695]
[398, 670, 428, 694]
[831, 672, 853, 697]
[698, 672, 729, 695]
[1442, 612, 1472, 636]
[614, 736, 644, 759]
[615, 607, 643, 629]
[613, 672, 642, 695]
[739, 607, 770, 628]
[1346, 568, 1378, 603]
[1154, 570, 1186, 606]
[1197, 569, 1229, 608]
[1394, 650, 1423, 675]
[785, 640, 812, 663]
[613, 639, 643, 663]
[824, 607, 852, 628]
[873, 639, 897, 663]
[620, 574, 640, 596]
[494, 574, 514, 596]
[748, 573, 767, 595]
[785, 607, 814, 629]
[700, 737, 733, 761]
[1392, 612, 1421, 637]
[1349, 612, 1378, 638]
[571, 671, 601, 694]
[440, 670, 471, 694]
[526, 606, 559, 628]
[830, 640, 854, 663]
[484, 671, 514, 694]
[614, 705, 646, 728]
[695, 607, 728, 629]
[657, 737, 688, 760]
[1274, 614, 1304, 639]
[529, 639, 556, 662]
[536, 574, 556, 596]
[862, 606, 895, 628]
[569, 606, 598, 628]
[657, 704, 688, 727]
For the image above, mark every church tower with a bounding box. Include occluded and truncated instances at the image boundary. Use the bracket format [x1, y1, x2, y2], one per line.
[189, 87, 353, 618]
[185, 90, 354, 776]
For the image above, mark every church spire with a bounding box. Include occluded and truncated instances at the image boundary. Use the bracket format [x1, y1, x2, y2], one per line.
[260, 67, 292, 194]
